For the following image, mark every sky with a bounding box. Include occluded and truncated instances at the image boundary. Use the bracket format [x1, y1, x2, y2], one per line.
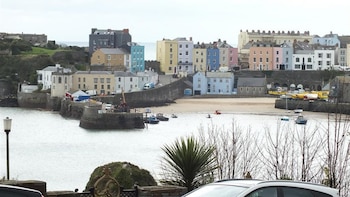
[1, 0, 349, 47]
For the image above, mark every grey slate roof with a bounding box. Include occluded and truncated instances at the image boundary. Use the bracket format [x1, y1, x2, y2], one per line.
[99, 48, 129, 55]
[114, 71, 137, 77]
[237, 77, 266, 87]
[75, 71, 112, 75]
[204, 71, 233, 78]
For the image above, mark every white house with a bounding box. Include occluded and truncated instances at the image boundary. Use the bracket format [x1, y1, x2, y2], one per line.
[114, 71, 139, 93]
[51, 72, 73, 97]
[193, 71, 234, 95]
[37, 64, 72, 90]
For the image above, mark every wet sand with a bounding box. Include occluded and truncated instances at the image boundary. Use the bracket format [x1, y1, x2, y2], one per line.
[139, 97, 283, 114]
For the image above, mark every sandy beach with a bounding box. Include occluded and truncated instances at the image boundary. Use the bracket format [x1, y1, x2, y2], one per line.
[141, 97, 283, 114]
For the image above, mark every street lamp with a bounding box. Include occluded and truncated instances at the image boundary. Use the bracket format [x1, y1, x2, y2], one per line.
[3, 117, 12, 180]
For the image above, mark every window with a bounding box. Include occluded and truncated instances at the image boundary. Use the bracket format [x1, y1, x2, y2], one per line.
[296, 58, 300, 62]
[259, 58, 262, 62]
[100, 78, 104, 83]
[247, 187, 277, 197]
[276, 57, 279, 62]
[266, 58, 269, 62]
[107, 78, 111, 83]
[308, 58, 312, 62]
[107, 84, 110, 89]
[94, 84, 97, 89]
[281, 187, 328, 197]
[108, 55, 111, 60]
[58, 77, 62, 84]
[327, 53, 331, 58]
[94, 78, 98, 83]
[78, 77, 81, 82]
[83, 77, 86, 82]
[318, 53, 323, 58]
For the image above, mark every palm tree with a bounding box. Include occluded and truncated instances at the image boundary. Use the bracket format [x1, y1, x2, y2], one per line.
[160, 136, 217, 191]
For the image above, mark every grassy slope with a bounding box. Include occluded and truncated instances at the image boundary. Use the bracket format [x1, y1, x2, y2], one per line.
[22, 47, 67, 56]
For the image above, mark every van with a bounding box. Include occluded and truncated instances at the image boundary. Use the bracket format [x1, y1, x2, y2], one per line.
[143, 82, 155, 90]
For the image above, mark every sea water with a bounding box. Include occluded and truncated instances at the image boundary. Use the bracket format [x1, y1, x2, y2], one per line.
[0, 107, 328, 191]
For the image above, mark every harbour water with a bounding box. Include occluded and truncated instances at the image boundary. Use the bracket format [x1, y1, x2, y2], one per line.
[0, 107, 329, 191]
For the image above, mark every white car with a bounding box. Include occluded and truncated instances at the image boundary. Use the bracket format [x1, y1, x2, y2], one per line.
[182, 179, 339, 197]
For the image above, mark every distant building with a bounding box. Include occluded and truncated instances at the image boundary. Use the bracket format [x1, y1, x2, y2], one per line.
[193, 43, 208, 72]
[192, 71, 234, 95]
[90, 48, 130, 71]
[236, 77, 267, 96]
[51, 72, 73, 97]
[238, 29, 312, 53]
[0, 32, 47, 46]
[156, 39, 178, 75]
[72, 71, 115, 95]
[129, 42, 145, 73]
[176, 37, 194, 75]
[89, 28, 132, 56]
[37, 64, 72, 90]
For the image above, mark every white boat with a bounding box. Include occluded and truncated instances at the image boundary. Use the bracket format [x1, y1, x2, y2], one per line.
[295, 115, 307, 125]
[280, 116, 289, 121]
[171, 114, 178, 118]
[294, 109, 303, 113]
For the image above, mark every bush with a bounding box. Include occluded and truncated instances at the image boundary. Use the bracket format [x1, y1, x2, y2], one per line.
[85, 161, 157, 191]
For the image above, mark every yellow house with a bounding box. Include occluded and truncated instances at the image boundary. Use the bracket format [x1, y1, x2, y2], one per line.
[156, 39, 178, 75]
[72, 71, 115, 95]
[91, 48, 129, 71]
[193, 46, 207, 72]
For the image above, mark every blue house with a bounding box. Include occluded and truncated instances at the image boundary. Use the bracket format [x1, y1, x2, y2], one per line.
[130, 43, 145, 73]
[193, 71, 234, 95]
[207, 47, 220, 71]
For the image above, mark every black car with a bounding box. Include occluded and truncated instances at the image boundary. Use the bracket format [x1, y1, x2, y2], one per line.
[0, 184, 44, 197]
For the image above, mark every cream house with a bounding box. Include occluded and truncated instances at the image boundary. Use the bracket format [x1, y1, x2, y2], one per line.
[90, 48, 129, 71]
[72, 71, 115, 95]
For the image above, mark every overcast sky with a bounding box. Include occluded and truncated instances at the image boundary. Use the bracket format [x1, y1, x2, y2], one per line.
[1, 0, 349, 46]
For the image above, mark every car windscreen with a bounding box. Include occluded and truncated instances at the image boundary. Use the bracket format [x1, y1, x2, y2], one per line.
[183, 184, 248, 197]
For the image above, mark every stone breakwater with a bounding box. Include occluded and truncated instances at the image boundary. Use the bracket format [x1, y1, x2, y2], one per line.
[275, 99, 350, 114]
[79, 105, 144, 130]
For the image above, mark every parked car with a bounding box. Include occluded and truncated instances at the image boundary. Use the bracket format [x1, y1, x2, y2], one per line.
[0, 184, 44, 197]
[182, 179, 339, 197]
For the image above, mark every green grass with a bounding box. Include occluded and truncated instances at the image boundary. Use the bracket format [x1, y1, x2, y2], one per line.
[22, 47, 67, 56]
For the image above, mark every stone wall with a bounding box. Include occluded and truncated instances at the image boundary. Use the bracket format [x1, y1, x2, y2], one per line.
[275, 99, 350, 114]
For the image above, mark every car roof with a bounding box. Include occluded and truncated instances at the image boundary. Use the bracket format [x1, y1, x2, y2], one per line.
[257, 180, 339, 195]
[0, 184, 43, 195]
[213, 179, 338, 196]
[214, 179, 264, 187]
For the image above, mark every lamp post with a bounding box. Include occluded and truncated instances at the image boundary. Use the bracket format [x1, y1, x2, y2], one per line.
[3, 117, 12, 180]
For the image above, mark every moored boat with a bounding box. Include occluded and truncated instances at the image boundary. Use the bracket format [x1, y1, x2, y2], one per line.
[144, 115, 160, 124]
[295, 115, 307, 125]
[156, 113, 169, 121]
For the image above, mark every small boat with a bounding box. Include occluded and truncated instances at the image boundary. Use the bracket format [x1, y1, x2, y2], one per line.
[295, 115, 307, 125]
[156, 113, 169, 121]
[280, 116, 289, 121]
[144, 115, 160, 124]
[171, 114, 178, 118]
[215, 110, 221, 115]
[294, 108, 303, 113]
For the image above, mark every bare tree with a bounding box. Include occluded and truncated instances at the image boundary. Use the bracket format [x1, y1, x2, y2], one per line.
[198, 118, 259, 180]
[293, 123, 324, 182]
[321, 111, 350, 196]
